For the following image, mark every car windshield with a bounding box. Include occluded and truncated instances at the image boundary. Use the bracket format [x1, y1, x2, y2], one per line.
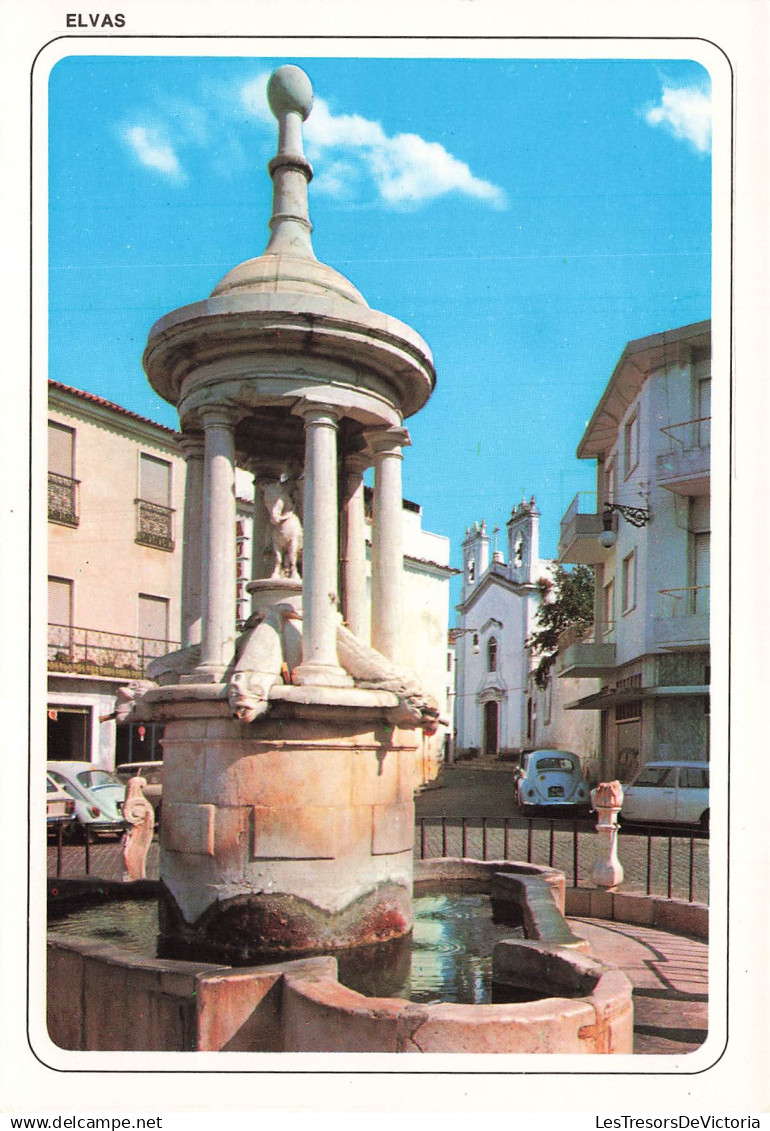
[46, 777, 59, 794]
[535, 756, 575, 773]
[76, 770, 122, 791]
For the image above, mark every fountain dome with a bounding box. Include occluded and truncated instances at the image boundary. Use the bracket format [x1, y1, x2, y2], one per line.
[143, 64, 434, 424]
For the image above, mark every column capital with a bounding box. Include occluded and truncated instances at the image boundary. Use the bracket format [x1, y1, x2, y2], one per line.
[343, 450, 372, 478]
[244, 457, 286, 483]
[364, 426, 411, 457]
[176, 432, 205, 460]
[293, 400, 343, 427]
[198, 403, 240, 429]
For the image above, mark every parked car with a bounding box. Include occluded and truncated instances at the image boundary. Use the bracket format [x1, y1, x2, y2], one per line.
[115, 761, 163, 825]
[46, 773, 76, 836]
[620, 760, 709, 831]
[514, 749, 592, 813]
[47, 761, 127, 839]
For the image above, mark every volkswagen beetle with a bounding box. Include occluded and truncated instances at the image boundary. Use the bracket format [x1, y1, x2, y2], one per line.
[515, 749, 591, 813]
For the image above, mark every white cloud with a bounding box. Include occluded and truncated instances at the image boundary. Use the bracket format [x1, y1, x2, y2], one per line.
[240, 80, 506, 210]
[366, 130, 506, 209]
[123, 125, 183, 177]
[239, 73, 273, 125]
[645, 84, 712, 153]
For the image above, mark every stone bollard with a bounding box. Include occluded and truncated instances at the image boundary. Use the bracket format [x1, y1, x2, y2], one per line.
[590, 780, 624, 889]
[122, 775, 155, 881]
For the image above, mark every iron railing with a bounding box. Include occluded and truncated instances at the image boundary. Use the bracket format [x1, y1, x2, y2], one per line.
[135, 498, 175, 551]
[48, 623, 178, 678]
[48, 816, 708, 904]
[657, 586, 710, 618]
[415, 816, 708, 904]
[659, 416, 711, 451]
[48, 472, 80, 526]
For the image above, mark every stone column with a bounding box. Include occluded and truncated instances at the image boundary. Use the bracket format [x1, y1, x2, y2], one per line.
[340, 451, 370, 641]
[197, 405, 238, 678]
[177, 433, 204, 648]
[292, 404, 352, 687]
[366, 427, 411, 662]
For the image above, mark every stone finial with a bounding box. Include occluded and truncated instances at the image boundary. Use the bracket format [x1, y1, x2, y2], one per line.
[265, 65, 316, 258]
[592, 780, 624, 809]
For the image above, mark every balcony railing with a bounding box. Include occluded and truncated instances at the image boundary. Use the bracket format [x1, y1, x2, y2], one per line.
[656, 586, 710, 618]
[48, 473, 80, 526]
[48, 623, 179, 679]
[559, 491, 598, 541]
[659, 416, 711, 451]
[557, 620, 616, 651]
[135, 498, 175, 552]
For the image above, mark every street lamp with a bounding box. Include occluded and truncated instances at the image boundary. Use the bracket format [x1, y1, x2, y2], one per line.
[599, 502, 651, 548]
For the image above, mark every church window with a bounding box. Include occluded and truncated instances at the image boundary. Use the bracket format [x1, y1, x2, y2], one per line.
[487, 637, 498, 673]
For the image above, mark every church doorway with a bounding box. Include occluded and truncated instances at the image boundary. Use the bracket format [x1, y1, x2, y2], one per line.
[483, 700, 499, 758]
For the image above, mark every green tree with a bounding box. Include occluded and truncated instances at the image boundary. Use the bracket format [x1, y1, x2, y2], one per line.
[528, 564, 595, 689]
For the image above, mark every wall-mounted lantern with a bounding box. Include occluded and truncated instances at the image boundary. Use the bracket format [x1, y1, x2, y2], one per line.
[599, 502, 651, 548]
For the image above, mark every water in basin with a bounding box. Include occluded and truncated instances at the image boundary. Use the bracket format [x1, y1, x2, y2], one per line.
[49, 891, 530, 1005]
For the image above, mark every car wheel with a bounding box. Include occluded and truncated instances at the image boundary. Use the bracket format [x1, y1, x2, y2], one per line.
[700, 809, 710, 834]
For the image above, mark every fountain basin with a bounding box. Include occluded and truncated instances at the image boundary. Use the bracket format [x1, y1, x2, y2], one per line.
[46, 859, 633, 1054]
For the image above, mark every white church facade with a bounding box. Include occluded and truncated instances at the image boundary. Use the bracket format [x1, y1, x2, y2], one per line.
[454, 498, 549, 758]
[453, 497, 601, 771]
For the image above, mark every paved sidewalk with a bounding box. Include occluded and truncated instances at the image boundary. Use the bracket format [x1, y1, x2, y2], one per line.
[570, 917, 708, 1055]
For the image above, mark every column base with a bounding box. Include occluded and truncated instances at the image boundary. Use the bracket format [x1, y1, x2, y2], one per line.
[182, 664, 229, 684]
[292, 661, 354, 688]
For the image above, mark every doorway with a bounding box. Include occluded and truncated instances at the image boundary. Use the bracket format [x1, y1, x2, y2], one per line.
[47, 707, 90, 762]
[483, 700, 499, 758]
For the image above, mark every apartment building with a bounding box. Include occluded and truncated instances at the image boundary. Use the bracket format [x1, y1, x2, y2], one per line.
[48, 382, 453, 770]
[47, 381, 186, 769]
[556, 320, 711, 781]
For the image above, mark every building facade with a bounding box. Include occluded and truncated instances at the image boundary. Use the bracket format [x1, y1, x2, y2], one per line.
[454, 499, 549, 758]
[48, 382, 452, 770]
[557, 320, 711, 781]
[48, 381, 186, 769]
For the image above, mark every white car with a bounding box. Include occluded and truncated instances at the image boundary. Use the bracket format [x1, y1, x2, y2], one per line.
[620, 760, 709, 831]
[47, 761, 126, 839]
[46, 773, 76, 834]
[515, 749, 592, 813]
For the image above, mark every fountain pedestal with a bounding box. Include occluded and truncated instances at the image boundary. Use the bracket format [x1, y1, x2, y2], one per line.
[149, 685, 423, 963]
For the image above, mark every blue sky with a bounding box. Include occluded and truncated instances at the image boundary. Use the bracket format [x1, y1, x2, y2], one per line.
[48, 54, 711, 604]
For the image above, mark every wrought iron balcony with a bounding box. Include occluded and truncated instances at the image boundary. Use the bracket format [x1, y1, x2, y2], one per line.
[135, 498, 175, 551]
[48, 623, 179, 679]
[48, 473, 80, 526]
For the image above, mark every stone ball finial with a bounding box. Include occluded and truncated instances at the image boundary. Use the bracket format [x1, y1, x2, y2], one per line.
[267, 65, 314, 121]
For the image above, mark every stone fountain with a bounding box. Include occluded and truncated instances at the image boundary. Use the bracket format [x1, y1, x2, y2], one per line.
[120, 64, 443, 965]
[53, 68, 635, 1057]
